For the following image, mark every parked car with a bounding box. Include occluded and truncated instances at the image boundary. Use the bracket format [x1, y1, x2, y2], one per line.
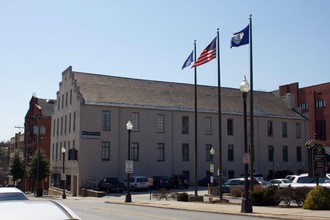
[222, 177, 261, 193]
[0, 187, 28, 201]
[268, 179, 291, 188]
[289, 173, 330, 188]
[170, 174, 189, 189]
[253, 173, 264, 182]
[150, 176, 172, 190]
[266, 170, 294, 180]
[259, 180, 271, 187]
[198, 176, 219, 186]
[285, 175, 297, 182]
[0, 200, 81, 220]
[98, 177, 125, 193]
[124, 176, 149, 191]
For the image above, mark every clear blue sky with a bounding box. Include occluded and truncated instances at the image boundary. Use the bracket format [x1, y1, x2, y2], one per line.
[1, 0, 329, 142]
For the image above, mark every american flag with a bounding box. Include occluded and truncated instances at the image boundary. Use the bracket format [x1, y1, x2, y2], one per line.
[192, 37, 216, 68]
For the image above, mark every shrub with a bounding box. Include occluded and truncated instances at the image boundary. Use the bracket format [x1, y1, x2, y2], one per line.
[250, 189, 264, 206]
[251, 187, 280, 206]
[263, 188, 280, 206]
[177, 192, 188, 202]
[230, 186, 244, 197]
[303, 186, 330, 210]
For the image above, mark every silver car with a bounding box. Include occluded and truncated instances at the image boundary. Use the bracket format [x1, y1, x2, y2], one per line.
[0, 187, 28, 201]
[0, 200, 81, 220]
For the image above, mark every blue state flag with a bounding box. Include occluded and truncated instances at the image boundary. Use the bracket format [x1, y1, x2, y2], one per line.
[231, 25, 249, 48]
[182, 51, 194, 69]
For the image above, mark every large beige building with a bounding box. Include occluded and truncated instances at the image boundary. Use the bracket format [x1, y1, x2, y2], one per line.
[50, 66, 309, 196]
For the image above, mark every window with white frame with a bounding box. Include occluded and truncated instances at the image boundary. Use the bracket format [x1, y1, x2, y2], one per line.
[102, 111, 111, 131]
[205, 117, 212, 135]
[131, 113, 139, 132]
[182, 116, 189, 134]
[227, 119, 234, 136]
[267, 121, 273, 137]
[156, 114, 165, 133]
[296, 123, 301, 139]
[282, 122, 288, 138]
[296, 146, 302, 162]
[157, 143, 165, 161]
[282, 146, 288, 162]
[131, 143, 139, 161]
[101, 141, 110, 161]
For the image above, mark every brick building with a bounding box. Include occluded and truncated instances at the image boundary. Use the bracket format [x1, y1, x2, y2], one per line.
[24, 95, 55, 193]
[279, 82, 330, 146]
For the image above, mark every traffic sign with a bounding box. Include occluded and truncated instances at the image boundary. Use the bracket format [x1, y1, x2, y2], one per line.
[125, 160, 133, 173]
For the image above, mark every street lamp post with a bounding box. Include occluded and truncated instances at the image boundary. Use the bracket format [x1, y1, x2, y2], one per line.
[125, 121, 133, 203]
[209, 147, 215, 194]
[61, 146, 66, 199]
[240, 77, 253, 213]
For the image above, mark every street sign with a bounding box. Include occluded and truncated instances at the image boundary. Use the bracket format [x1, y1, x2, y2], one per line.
[311, 145, 326, 178]
[243, 153, 250, 164]
[210, 163, 214, 173]
[125, 160, 133, 174]
[61, 173, 66, 181]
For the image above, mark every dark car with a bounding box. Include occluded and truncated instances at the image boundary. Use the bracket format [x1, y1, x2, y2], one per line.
[98, 177, 125, 193]
[222, 177, 260, 193]
[151, 176, 173, 190]
[170, 174, 189, 189]
[198, 176, 219, 186]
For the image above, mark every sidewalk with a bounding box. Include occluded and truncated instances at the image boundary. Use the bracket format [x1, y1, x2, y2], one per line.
[102, 191, 329, 220]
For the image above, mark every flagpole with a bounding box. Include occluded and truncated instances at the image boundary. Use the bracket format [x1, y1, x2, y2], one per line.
[194, 40, 198, 196]
[249, 14, 255, 191]
[217, 28, 223, 200]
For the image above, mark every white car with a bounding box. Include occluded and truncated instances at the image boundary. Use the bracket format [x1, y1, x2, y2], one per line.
[0, 200, 81, 220]
[124, 176, 149, 191]
[285, 175, 297, 182]
[289, 173, 330, 188]
[0, 187, 28, 201]
[268, 179, 291, 188]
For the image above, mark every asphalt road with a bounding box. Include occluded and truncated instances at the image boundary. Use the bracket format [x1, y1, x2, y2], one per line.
[59, 198, 272, 220]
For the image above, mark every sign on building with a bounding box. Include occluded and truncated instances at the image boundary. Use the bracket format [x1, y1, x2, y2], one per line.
[82, 131, 101, 139]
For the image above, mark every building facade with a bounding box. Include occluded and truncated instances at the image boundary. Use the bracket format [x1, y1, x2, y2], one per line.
[50, 67, 309, 196]
[24, 95, 54, 192]
[279, 82, 330, 146]
[8, 132, 24, 186]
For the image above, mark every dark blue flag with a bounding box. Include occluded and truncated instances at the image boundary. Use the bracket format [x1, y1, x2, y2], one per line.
[231, 25, 249, 48]
[182, 51, 194, 69]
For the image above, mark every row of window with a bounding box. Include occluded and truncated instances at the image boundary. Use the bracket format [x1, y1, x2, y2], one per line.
[100, 142, 302, 163]
[267, 121, 302, 139]
[103, 111, 302, 139]
[267, 145, 302, 162]
[52, 112, 76, 137]
[57, 89, 73, 111]
[300, 99, 326, 110]
[53, 110, 303, 141]
[52, 140, 75, 161]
